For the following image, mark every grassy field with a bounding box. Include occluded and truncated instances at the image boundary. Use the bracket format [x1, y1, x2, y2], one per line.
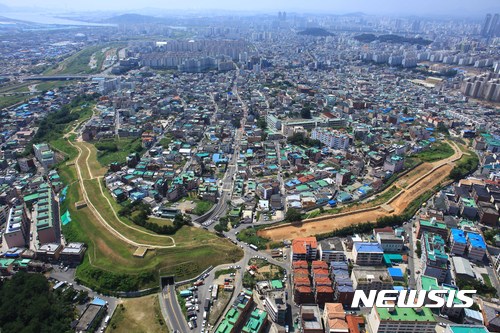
[148, 217, 173, 226]
[0, 84, 30, 93]
[450, 150, 479, 181]
[159, 136, 173, 149]
[95, 138, 144, 167]
[367, 185, 400, 205]
[48, 104, 94, 162]
[35, 81, 71, 92]
[47, 45, 106, 75]
[214, 268, 237, 279]
[193, 200, 214, 216]
[0, 82, 31, 93]
[0, 94, 28, 109]
[237, 227, 271, 249]
[46, 43, 126, 75]
[107, 295, 167, 333]
[413, 141, 454, 162]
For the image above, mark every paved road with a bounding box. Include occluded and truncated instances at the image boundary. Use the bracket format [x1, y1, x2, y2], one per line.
[163, 285, 188, 332]
[403, 221, 417, 290]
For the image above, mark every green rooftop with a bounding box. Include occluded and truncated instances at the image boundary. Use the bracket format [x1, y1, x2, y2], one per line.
[36, 184, 54, 231]
[461, 198, 477, 208]
[419, 218, 446, 230]
[271, 280, 283, 289]
[242, 309, 267, 333]
[420, 275, 439, 291]
[423, 232, 448, 263]
[215, 308, 239, 333]
[377, 306, 436, 322]
[448, 326, 489, 333]
[0, 259, 15, 268]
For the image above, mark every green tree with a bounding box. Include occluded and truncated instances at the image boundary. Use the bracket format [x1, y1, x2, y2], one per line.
[0, 272, 75, 332]
[285, 208, 302, 222]
[257, 117, 267, 131]
[415, 240, 422, 258]
[301, 108, 312, 119]
[214, 224, 225, 234]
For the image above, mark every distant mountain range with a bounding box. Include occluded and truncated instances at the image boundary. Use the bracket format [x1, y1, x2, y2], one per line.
[104, 14, 169, 24]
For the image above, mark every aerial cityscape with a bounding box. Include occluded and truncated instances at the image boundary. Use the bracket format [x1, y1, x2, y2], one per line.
[0, 1, 499, 333]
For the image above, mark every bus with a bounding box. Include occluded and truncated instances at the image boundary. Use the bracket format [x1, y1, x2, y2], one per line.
[104, 315, 110, 325]
[249, 244, 258, 251]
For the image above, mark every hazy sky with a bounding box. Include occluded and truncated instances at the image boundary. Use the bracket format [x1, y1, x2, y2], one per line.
[1, 0, 498, 16]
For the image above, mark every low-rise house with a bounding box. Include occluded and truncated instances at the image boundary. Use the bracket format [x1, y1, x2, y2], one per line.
[323, 303, 348, 333]
[421, 232, 449, 283]
[466, 232, 486, 261]
[351, 266, 393, 297]
[352, 242, 384, 265]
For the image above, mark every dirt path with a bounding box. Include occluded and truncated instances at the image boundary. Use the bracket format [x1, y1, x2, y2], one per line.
[259, 141, 463, 241]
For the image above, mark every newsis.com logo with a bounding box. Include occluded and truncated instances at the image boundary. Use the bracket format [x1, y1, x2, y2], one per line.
[351, 289, 477, 308]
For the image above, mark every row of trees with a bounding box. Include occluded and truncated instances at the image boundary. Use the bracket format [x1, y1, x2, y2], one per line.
[449, 153, 479, 181]
[77, 264, 156, 293]
[287, 132, 322, 147]
[456, 277, 497, 297]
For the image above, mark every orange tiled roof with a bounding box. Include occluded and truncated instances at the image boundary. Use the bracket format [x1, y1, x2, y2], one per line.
[313, 268, 330, 276]
[314, 277, 332, 286]
[328, 318, 349, 331]
[294, 277, 311, 286]
[295, 286, 312, 293]
[293, 261, 309, 268]
[315, 286, 334, 293]
[312, 261, 328, 268]
[293, 268, 309, 276]
[292, 237, 318, 255]
[325, 303, 345, 319]
[346, 315, 364, 333]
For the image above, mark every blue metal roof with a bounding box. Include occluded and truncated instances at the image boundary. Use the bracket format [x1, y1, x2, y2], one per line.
[388, 267, 404, 278]
[451, 228, 467, 244]
[91, 297, 106, 306]
[354, 242, 383, 253]
[467, 232, 486, 249]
